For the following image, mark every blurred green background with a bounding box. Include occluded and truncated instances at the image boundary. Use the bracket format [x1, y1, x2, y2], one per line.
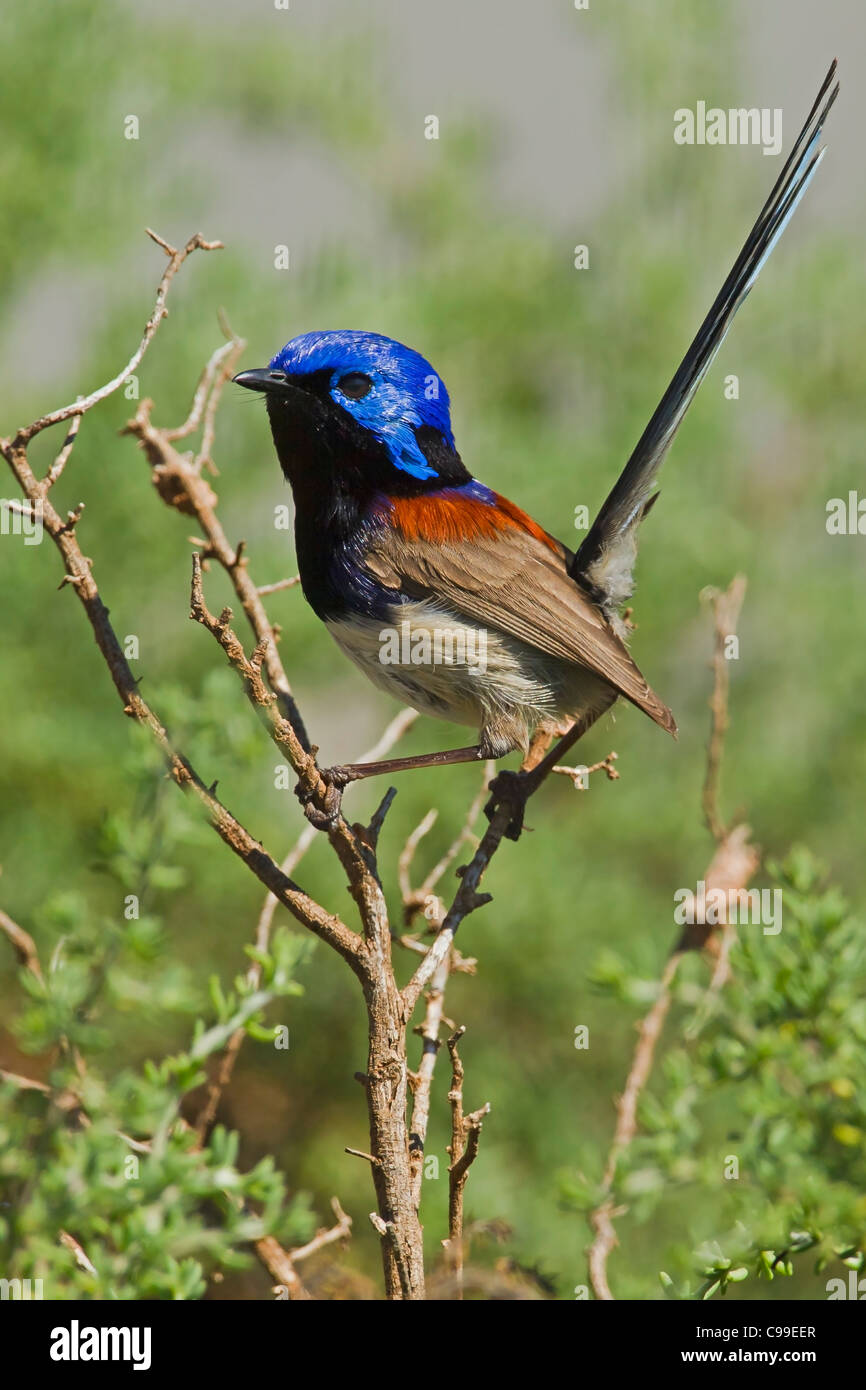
[1, 0, 863, 1298]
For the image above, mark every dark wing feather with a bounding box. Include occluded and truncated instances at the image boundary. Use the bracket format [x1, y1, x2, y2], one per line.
[363, 519, 677, 735]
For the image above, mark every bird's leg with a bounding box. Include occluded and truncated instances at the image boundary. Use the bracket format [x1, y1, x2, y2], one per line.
[485, 702, 615, 841]
[330, 744, 484, 782]
[296, 746, 484, 829]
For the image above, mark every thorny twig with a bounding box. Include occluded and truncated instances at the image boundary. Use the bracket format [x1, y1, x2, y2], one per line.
[701, 576, 747, 843]
[401, 767, 493, 1206]
[444, 1027, 490, 1298]
[124, 384, 309, 749]
[398, 762, 493, 925]
[10, 230, 222, 451]
[256, 1198, 352, 1301]
[551, 750, 620, 789]
[187, 554, 393, 950]
[194, 708, 419, 1142]
[396, 702, 617, 1024]
[0, 903, 44, 984]
[256, 575, 301, 597]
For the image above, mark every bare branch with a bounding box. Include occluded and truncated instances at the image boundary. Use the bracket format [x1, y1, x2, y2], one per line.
[408, 952, 450, 1207]
[256, 576, 301, 597]
[444, 1027, 490, 1297]
[588, 953, 681, 1297]
[701, 575, 747, 843]
[8, 231, 222, 450]
[346, 1147, 381, 1168]
[124, 393, 310, 749]
[255, 1198, 352, 1301]
[188, 554, 390, 944]
[0, 905, 44, 983]
[398, 810, 439, 908]
[401, 702, 614, 1020]
[164, 327, 246, 478]
[551, 750, 620, 788]
[45, 409, 83, 487]
[197, 337, 246, 472]
[59, 1229, 98, 1277]
[194, 709, 419, 1140]
[255, 1237, 312, 1301]
[0, 1068, 51, 1095]
[1, 442, 363, 970]
[399, 762, 493, 925]
[289, 1198, 353, 1264]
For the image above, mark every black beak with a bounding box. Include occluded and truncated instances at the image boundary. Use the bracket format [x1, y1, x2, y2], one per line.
[232, 368, 298, 396]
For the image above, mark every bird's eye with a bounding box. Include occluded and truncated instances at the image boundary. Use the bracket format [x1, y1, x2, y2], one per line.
[337, 372, 373, 400]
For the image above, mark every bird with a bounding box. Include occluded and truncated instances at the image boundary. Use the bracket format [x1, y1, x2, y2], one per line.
[234, 63, 837, 830]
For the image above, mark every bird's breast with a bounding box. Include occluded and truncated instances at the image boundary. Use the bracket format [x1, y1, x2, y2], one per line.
[293, 504, 400, 623]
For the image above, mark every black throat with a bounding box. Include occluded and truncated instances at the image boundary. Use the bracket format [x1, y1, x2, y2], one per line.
[263, 380, 469, 619]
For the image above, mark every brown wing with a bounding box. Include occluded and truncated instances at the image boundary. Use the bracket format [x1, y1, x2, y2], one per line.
[363, 513, 677, 735]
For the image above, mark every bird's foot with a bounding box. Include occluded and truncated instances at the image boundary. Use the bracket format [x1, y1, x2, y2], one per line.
[296, 764, 352, 830]
[484, 768, 534, 841]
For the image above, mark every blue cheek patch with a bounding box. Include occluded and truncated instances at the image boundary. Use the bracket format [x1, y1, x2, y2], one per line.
[389, 429, 440, 481]
[330, 382, 441, 481]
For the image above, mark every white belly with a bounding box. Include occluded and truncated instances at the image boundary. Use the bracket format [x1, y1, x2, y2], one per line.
[326, 599, 550, 725]
[325, 599, 611, 754]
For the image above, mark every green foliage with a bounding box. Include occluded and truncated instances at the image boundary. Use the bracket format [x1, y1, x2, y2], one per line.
[571, 850, 866, 1299]
[0, 729, 315, 1299]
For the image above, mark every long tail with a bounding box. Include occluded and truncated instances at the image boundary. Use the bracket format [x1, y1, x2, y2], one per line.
[572, 60, 839, 615]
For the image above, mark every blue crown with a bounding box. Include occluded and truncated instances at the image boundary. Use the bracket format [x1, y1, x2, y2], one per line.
[269, 330, 454, 480]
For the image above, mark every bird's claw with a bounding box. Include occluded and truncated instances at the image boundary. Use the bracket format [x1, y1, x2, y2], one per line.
[296, 765, 352, 830]
[484, 769, 532, 841]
